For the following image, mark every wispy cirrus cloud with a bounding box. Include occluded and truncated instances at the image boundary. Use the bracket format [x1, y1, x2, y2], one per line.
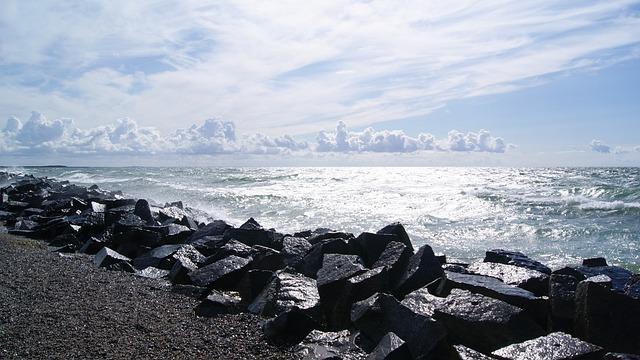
[1, 1, 639, 136]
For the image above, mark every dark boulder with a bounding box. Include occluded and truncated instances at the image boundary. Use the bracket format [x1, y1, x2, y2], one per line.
[171, 244, 205, 266]
[549, 274, 579, 332]
[366, 332, 412, 360]
[554, 265, 632, 293]
[402, 288, 544, 353]
[295, 330, 367, 360]
[263, 308, 318, 347]
[189, 235, 225, 256]
[168, 257, 198, 285]
[188, 220, 231, 242]
[467, 262, 549, 296]
[203, 239, 253, 265]
[188, 255, 252, 290]
[437, 271, 548, 327]
[179, 215, 199, 230]
[350, 232, 400, 267]
[351, 293, 447, 359]
[317, 254, 366, 330]
[298, 237, 355, 278]
[574, 276, 640, 354]
[133, 199, 153, 223]
[346, 267, 389, 303]
[223, 226, 284, 251]
[583, 257, 608, 267]
[394, 244, 444, 297]
[307, 230, 355, 245]
[132, 244, 183, 270]
[491, 332, 604, 360]
[94, 247, 131, 268]
[248, 270, 320, 317]
[280, 236, 312, 267]
[249, 245, 285, 271]
[373, 241, 412, 288]
[239, 217, 262, 230]
[145, 223, 193, 243]
[376, 222, 414, 253]
[624, 274, 640, 299]
[236, 270, 274, 305]
[194, 290, 242, 317]
[484, 249, 551, 275]
[78, 237, 106, 255]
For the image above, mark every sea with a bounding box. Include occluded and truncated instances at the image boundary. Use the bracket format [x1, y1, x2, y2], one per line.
[2, 166, 639, 270]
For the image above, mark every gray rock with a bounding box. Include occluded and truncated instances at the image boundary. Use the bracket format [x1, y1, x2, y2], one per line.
[366, 332, 411, 360]
[188, 255, 252, 290]
[453, 345, 494, 360]
[394, 244, 444, 297]
[298, 238, 355, 278]
[194, 290, 242, 316]
[402, 288, 544, 353]
[549, 274, 579, 332]
[94, 247, 130, 268]
[437, 271, 548, 327]
[467, 262, 549, 296]
[491, 332, 604, 360]
[554, 265, 632, 292]
[350, 232, 400, 267]
[135, 266, 169, 279]
[351, 293, 447, 359]
[281, 236, 312, 267]
[134, 199, 153, 223]
[295, 330, 367, 360]
[317, 254, 366, 330]
[372, 241, 411, 288]
[187, 220, 231, 242]
[168, 256, 198, 284]
[574, 276, 640, 354]
[376, 222, 414, 253]
[263, 308, 318, 347]
[484, 249, 551, 275]
[248, 271, 320, 317]
[132, 244, 183, 270]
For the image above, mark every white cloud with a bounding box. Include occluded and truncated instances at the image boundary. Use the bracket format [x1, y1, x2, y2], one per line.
[0, 1, 639, 135]
[590, 139, 612, 153]
[1, 113, 512, 155]
[317, 121, 510, 153]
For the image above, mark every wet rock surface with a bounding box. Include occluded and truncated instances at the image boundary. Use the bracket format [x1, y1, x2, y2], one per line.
[484, 249, 551, 275]
[491, 332, 604, 360]
[467, 261, 549, 296]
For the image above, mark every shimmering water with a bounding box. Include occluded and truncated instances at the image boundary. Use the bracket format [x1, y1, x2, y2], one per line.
[4, 166, 639, 269]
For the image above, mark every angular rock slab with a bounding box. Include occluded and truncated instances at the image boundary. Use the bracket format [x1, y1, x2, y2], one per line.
[467, 261, 549, 296]
[194, 290, 242, 317]
[263, 308, 318, 347]
[248, 271, 320, 317]
[556, 265, 633, 293]
[484, 249, 551, 275]
[376, 222, 414, 253]
[574, 277, 640, 354]
[549, 274, 579, 332]
[94, 247, 131, 268]
[453, 345, 495, 360]
[402, 288, 544, 353]
[317, 254, 366, 330]
[437, 271, 548, 327]
[295, 330, 368, 360]
[394, 244, 445, 297]
[351, 293, 447, 360]
[280, 236, 312, 267]
[132, 244, 183, 270]
[349, 232, 400, 267]
[188, 255, 251, 290]
[491, 332, 604, 360]
[372, 241, 411, 288]
[366, 332, 412, 360]
[298, 237, 354, 278]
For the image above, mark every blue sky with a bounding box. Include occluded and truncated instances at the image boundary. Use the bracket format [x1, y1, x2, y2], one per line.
[1, 0, 639, 166]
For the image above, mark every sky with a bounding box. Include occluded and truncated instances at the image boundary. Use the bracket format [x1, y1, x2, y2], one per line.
[1, 0, 639, 166]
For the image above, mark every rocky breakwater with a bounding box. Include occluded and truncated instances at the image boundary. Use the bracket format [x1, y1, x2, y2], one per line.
[1, 171, 639, 359]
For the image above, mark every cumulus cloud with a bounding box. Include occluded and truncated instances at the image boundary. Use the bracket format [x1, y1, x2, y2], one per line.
[590, 139, 611, 153]
[1, 113, 515, 156]
[1, 112, 306, 155]
[317, 121, 510, 153]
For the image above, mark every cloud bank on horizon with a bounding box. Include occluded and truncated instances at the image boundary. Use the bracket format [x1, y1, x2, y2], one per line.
[1, 0, 639, 139]
[0, 112, 511, 155]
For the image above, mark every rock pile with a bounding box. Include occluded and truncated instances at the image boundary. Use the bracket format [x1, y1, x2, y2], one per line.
[1, 171, 639, 359]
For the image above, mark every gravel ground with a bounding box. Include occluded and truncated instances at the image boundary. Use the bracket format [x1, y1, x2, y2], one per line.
[0, 233, 293, 360]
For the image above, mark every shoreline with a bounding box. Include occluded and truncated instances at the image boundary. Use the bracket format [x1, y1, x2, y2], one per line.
[1, 171, 639, 359]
